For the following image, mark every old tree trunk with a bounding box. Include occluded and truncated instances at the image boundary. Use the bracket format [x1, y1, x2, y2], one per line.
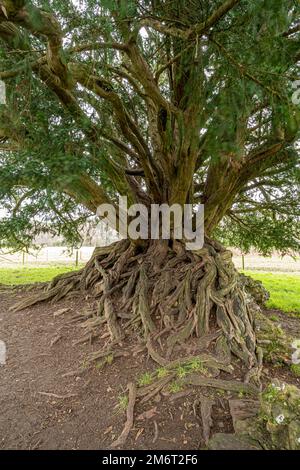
[13, 198, 263, 386]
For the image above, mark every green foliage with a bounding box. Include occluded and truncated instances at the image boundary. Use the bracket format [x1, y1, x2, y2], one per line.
[138, 372, 153, 387]
[156, 367, 168, 379]
[262, 383, 280, 404]
[169, 381, 183, 394]
[117, 394, 129, 411]
[214, 159, 300, 256]
[176, 366, 188, 379]
[0, 0, 299, 253]
[175, 358, 207, 378]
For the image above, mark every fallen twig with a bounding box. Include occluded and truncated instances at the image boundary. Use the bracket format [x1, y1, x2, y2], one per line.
[50, 335, 62, 347]
[152, 420, 159, 444]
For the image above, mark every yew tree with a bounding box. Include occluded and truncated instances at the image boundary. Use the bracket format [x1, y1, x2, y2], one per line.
[0, 1, 300, 378]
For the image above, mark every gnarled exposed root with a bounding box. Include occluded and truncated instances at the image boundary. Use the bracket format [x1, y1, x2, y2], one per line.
[111, 382, 137, 449]
[12, 238, 263, 384]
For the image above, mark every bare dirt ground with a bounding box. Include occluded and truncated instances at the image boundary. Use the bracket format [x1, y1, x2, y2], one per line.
[0, 287, 299, 450]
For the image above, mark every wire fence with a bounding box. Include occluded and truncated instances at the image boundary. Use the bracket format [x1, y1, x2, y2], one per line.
[0, 247, 94, 267]
[0, 247, 300, 273]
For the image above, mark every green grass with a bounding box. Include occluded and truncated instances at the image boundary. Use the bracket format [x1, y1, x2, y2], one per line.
[244, 271, 300, 314]
[0, 265, 82, 285]
[290, 364, 300, 377]
[117, 394, 129, 411]
[169, 380, 183, 394]
[138, 372, 153, 387]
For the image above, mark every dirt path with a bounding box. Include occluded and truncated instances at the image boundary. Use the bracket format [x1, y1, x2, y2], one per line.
[0, 288, 205, 450]
[0, 288, 299, 450]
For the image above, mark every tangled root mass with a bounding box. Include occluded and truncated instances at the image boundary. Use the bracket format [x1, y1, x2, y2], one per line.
[13, 238, 263, 384]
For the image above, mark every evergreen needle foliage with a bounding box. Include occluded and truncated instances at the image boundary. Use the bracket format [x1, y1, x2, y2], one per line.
[0, 0, 299, 253]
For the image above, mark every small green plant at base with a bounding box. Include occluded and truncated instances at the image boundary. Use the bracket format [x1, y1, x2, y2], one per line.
[270, 315, 279, 322]
[156, 367, 168, 378]
[290, 364, 300, 377]
[263, 328, 287, 363]
[106, 354, 114, 365]
[117, 394, 129, 411]
[262, 384, 280, 403]
[81, 358, 89, 370]
[189, 359, 207, 373]
[95, 354, 114, 370]
[138, 372, 153, 387]
[169, 381, 183, 394]
[175, 358, 208, 378]
[95, 361, 104, 370]
[176, 365, 188, 379]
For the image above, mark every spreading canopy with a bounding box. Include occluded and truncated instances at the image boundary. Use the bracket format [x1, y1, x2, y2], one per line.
[0, 0, 299, 253]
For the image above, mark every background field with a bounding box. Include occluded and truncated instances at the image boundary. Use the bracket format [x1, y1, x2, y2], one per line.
[244, 271, 300, 314]
[0, 266, 82, 285]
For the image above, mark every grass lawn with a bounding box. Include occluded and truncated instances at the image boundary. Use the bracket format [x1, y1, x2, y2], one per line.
[244, 271, 300, 315]
[0, 265, 82, 285]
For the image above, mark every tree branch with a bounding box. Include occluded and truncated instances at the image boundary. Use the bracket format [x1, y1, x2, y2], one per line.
[1, 1, 70, 88]
[141, 0, 241, 40]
